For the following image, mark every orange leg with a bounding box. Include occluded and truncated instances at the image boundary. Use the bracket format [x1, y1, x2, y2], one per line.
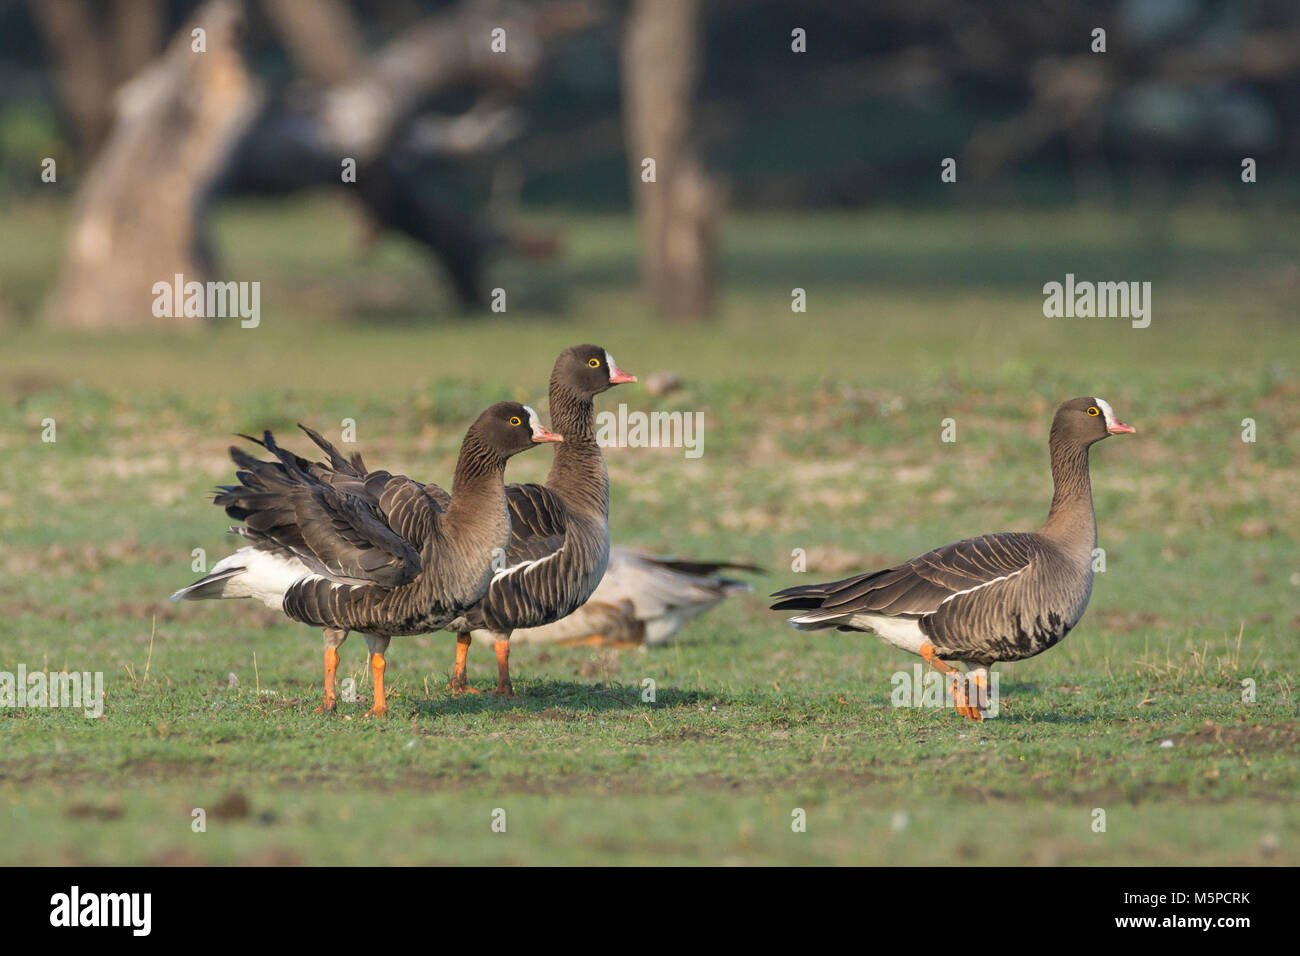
[447, 632, 481, 695]
[492, 639, 514, 697]
[947, 673, 980, 720]
[316, 646, 340, 713]
[921, 642, 980, 720]
[556, 634, 608, 647]
[365, 653, 387, 717]
[920, 641, 959, 676]
[316, 628, 346, 713]
[364, 633, 390, 717]
[969, 669, 990, 720]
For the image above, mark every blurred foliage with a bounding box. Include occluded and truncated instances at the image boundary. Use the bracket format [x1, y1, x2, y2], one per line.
[1, 0, 1297, 208]
[0, 102, 66, 194]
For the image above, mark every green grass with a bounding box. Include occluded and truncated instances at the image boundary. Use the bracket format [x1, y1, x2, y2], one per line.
[0, 197, 1297, 864]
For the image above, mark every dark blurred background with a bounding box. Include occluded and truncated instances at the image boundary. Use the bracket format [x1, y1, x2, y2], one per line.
[0, 0, 1296, 326]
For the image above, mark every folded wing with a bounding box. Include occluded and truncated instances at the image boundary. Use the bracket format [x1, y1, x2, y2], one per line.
[771, 533, 1037, 629]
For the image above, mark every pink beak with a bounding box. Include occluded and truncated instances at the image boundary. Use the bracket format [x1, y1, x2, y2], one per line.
[1107, 420, 1136, 435]
[531, 424, 564, 443]
[609, 362, 637, 385]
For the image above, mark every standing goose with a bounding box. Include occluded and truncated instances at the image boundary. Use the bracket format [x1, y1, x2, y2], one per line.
[770, 397, 1135, 720]
[171, 402, 562, 716]
[508, 547, 759, 647]
[447, 344, 637, 695]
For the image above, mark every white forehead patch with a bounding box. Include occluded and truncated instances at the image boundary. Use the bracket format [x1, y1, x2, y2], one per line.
[604, 350, 615, 369]
[1094, 397, 1118, 428]
[524, 404, 552, 438]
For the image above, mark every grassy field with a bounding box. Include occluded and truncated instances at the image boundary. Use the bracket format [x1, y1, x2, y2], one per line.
[1, 197, 1297, 865]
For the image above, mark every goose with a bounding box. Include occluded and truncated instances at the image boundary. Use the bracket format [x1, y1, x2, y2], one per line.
[506, 548, 758, 647]
[446, 344, 637, 695]
[170, 402, 562, 716]
[770, 397, 1135, 720]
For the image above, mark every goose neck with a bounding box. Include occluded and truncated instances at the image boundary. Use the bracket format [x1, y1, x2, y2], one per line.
[445, 430, 507, 528]
[1041, 435, 1096, 555]
[546, 382, 608, 516]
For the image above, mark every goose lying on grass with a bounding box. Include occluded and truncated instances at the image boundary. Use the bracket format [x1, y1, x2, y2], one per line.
[771, 397, 1135, 720]
[506, 548, 758, 647]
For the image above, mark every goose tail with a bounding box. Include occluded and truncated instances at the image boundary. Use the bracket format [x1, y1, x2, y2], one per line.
[297, 422, 367, 475]
[770, 581, 845, 630]
[169, 566, 246, 602]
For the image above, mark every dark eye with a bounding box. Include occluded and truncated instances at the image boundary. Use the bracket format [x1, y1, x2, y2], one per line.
[509, 416, 522, 427]
[1087, 407, 1100, 416]
[588, 358, 600, 368]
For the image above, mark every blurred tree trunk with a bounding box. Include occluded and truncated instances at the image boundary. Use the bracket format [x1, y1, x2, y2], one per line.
[41, 0, 594, 324]
[622, 0, 721, 320]
[28, 0, 165, 159]
[309, 2, 559, 164]
[261, 0, 366, 87]
[47, 0, 261, 328]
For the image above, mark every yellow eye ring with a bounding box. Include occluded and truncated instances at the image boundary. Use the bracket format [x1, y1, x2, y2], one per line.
[509, 416, 522, 427]
[588, 358, 600, 368]
[1087, 407, 1100, 416]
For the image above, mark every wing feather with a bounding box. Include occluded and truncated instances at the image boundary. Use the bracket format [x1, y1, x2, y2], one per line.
[218, 431, 420, 588]
[772, 533, 1038, 624]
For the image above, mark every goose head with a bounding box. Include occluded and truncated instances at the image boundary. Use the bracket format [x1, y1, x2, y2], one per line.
[555, 344, 637, 397]
[1053, 397, 1136, 447]
[476, 402, 563, 458]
